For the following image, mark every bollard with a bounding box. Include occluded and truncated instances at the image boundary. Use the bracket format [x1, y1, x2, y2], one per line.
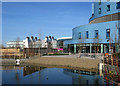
[99, 63, 104, 71]
[16, 59, 20, 65]
[99, 63, 104, 76]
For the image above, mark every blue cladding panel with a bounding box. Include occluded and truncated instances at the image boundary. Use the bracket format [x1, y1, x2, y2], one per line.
[64, 21, 120, 45]
[89, 2, 120, 22]
[64, 2, 120, 45]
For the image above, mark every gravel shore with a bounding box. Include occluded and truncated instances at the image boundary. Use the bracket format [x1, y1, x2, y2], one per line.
[27, 57, 100, 72]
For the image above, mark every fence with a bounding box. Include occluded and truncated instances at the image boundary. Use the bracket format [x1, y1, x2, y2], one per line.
[1, 48, 58, 59]
[23, 48, 58, 58]
[103, 54, 120, 85]
[0, 48, 24, 59]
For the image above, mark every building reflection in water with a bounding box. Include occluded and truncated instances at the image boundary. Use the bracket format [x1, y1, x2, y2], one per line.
[2, 65, 22, 70]
[3, 65, 112, 84]
[2, 65, 47, 84]
[63, 69, 104, 85]
[23, 66, 46, 76]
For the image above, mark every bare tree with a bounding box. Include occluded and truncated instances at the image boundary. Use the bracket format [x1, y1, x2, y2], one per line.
[38, 32, 42, 56]
[115, 23, 119, 53]
[92, 36, 100, 59]
[38, 32, 42, 48]
[93, 38, 97, 53]
[13, 37, 20, 59]
[29, 40, 33, 48]
[0, 44, 4, 48]
[109, 24, 118, 54]
[48, 41, 52, 53]
[78, 36, 85, 57]
[96, 36, 100, 53]
[109, 33, 114, 54]
[16, 37, 20, 48]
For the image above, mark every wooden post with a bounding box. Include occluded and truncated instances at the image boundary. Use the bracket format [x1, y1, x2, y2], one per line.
[25, 53, 26, 58]
[111, 55, 113, 65]
[103, 55, 104, 64]
[106, 56, 108, 64]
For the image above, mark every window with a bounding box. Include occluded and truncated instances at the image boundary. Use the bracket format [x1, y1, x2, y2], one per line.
[99, 0, 101, 5]
[119, 28, 120, 35]
[86, 31, 89, 39]
[119, 28, 120, 38]
[99, 8, 101, 14]
[79, 32, 81, 39]
[95, 30, 99, 38]
[117, 2, 120, 9]
[106, 29, 110, 39]
[107, 5, 110, 11]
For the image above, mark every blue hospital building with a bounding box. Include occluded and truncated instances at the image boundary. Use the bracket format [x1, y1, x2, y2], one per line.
[64, 1, 120, 54]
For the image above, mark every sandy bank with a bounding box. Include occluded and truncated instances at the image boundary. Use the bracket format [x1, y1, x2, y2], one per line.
[27, 57, 100, 72]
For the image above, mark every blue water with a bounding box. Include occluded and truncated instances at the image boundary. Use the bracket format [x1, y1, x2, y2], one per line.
[2, 65, 105, 84]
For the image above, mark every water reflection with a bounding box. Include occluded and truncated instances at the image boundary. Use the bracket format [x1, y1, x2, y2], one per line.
[64, 69, 98, 75]
[63, 69, 104, 85]
[23, 66, 46, 76]
[2, 65, 22, 70]
[2, 65, 105, 84]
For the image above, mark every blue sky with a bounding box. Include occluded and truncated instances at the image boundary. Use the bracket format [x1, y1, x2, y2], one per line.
[2, 2, 92, 46]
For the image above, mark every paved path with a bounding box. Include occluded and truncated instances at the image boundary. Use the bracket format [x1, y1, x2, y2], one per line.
[42, 54, 78, 58]
[41, 54, 98, 60]
[1, 59, 28, 65]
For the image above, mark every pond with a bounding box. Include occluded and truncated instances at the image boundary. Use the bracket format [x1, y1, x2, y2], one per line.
[2, 65, 105, 85]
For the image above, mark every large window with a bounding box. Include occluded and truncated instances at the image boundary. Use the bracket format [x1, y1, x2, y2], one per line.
[86, 31, 89, 39]
[79, 32, 81, 39]
[95, 30, 99, 38]
[119, 28, 120, 39]
[99, 8, 101, 14]
[106, 29, 110, 39]
[107, 5, 110, 11]
[117, 2, 120, 9]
